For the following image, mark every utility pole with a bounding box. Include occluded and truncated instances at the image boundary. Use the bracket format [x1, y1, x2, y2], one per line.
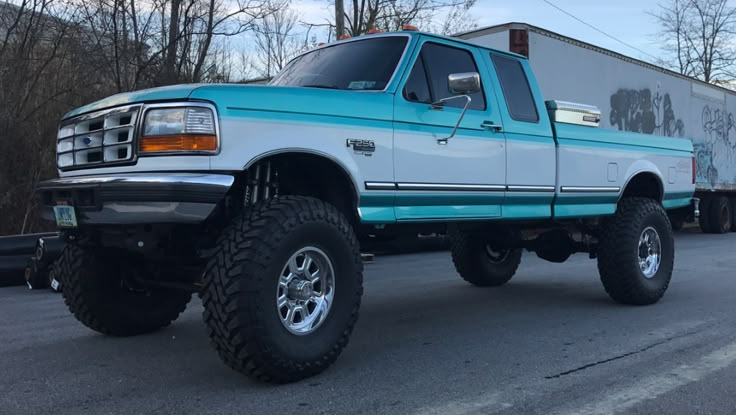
[335, 0, 345, 39]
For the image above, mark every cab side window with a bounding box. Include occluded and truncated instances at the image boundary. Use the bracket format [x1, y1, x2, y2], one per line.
[491, 54, 539, 123]
[403, 42, 486, 111]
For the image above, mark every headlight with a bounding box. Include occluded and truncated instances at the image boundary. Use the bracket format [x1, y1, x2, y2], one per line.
[140, 106, 217, 154]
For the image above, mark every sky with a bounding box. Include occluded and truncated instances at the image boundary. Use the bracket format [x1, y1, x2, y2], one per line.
[290, 0, 668, 65]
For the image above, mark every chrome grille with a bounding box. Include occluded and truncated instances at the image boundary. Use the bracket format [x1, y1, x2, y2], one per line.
[57, 105, 140, 170]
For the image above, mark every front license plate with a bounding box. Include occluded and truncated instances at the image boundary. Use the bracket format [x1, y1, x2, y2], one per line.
[53, 205, 78, 228]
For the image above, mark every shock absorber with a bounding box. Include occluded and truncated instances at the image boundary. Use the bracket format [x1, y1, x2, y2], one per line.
[251, 163, 261, 204]
[244, 161, 279, 206]
[264, 161, 272, 200]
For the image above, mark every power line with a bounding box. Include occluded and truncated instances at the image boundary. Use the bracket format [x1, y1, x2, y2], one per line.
[541, 0, 661, 62]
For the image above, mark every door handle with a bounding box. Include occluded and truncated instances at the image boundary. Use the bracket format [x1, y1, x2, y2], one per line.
[481, 121, 503, 132]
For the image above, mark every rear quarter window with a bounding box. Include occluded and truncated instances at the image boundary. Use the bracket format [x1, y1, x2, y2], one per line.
[491, 54, 539, 123]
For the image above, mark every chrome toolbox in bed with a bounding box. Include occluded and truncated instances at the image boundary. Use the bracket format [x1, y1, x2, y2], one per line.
[545, 100, 601, 127]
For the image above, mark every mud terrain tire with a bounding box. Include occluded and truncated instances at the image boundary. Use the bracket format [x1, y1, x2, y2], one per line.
[597, 198, 675, 305]
[201, 196, 363, 383]
[59, 245, 191, 336]
[449, 230, 522, 287]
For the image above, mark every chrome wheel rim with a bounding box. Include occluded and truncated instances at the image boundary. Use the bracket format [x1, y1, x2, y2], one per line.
[485, 245, 511, 264]
[638, 227, 662, 278]
[276, 247, 335, 335]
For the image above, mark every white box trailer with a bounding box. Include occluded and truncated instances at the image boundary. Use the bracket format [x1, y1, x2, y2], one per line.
[457, 22, 736, 233]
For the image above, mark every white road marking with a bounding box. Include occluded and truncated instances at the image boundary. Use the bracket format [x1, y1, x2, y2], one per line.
[412, 320, 726, 415]
[417, 392, 510, 415]
[558, 340, 736, 415]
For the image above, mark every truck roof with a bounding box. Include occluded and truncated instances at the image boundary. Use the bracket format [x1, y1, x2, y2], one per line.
[315, 30, 529, 61]
[455, 22, 736, 97]
[412, 31, 529, 60]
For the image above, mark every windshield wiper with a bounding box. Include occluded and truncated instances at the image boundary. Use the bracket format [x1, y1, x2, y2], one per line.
[301, 84, 341, 90]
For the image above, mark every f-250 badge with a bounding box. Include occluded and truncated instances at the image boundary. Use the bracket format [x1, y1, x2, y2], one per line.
[346, 139, 375, 157]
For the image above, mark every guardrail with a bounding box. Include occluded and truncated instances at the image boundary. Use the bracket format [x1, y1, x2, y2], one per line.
[0, 232, 64, 290]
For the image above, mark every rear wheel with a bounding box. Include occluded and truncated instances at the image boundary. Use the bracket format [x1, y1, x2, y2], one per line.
[597, 197, 675, 305]
[449, 230, 522, 287]
[58, 245, 192, 336]
[708, 196, 732, 234]
[201, 196, 363, 383]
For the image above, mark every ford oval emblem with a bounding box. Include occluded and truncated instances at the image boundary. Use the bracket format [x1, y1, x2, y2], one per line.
[83, 136, 92, 146]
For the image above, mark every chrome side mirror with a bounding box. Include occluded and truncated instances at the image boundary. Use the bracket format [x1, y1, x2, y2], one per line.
[448, 72, 481, 95]
[430, 72, 481, 145]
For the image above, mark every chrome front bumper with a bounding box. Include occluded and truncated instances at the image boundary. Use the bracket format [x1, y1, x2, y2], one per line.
[37, 173, 234, 225]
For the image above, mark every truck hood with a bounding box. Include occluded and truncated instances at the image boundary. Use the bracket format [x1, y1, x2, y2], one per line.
[63, 84, 207, 119]
[64, 84, 395, 122]
[190, 84, 394, 122]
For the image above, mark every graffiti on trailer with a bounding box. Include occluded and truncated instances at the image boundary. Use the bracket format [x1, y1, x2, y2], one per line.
[698, 105, 736, 187]
[609, 88, 685, 137]
[694, 143, 718, 187]
[608, 85, 736, 188]
[701, 105, 736, 144]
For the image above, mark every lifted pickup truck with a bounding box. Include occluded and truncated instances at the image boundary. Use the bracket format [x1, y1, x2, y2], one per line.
[38, 30, 696, 383]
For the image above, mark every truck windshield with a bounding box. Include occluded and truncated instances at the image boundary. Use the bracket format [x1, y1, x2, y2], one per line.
[270, 36, 408, 91]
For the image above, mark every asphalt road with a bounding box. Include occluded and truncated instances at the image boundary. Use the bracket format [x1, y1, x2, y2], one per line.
[2, 230, 736, 415]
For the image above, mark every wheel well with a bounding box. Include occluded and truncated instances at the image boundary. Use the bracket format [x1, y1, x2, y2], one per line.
[239, 153, 359, 224]
[620, 173, 663, 202]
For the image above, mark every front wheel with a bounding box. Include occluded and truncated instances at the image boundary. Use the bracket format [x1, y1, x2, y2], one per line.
[449, 230, 522, 287]
[201, 196, 363, 383]
[597, 197, 675, 305]
[58, 245, 192, 336]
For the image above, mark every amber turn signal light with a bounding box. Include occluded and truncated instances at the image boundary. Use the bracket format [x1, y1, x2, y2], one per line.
[139, 135, 217, 153]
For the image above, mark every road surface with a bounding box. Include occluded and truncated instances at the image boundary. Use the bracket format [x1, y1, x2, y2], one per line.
[1, 231, 735, 415]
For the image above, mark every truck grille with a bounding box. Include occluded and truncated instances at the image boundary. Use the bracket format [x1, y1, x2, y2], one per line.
[56, 105, 141, 170]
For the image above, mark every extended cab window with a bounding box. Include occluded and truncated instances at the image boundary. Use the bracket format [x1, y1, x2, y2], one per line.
[491, 54, 539, 122]
[270, 36, 408, 90]
[404, 42, 486, 110]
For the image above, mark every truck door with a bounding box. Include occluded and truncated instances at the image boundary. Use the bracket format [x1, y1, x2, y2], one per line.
[484, 52, 557, 219]
[392, 38, 506, 221]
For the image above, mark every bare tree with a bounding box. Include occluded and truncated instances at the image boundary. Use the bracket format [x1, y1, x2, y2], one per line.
[74, 0, 279, 88]
[654, 0, 736, 83]
[314, 0, 476, 37]
[653, 0, 696, 77]
[176, 0, 282, 82]
[165, 0, 182, 83]
[436, 0, 476, 35]
[0, 0, 89, 235]
[253, 4, 301, 77]
[335, 0, 344, 37]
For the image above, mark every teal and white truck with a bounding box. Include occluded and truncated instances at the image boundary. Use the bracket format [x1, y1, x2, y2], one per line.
[38, 29, 696, 383]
